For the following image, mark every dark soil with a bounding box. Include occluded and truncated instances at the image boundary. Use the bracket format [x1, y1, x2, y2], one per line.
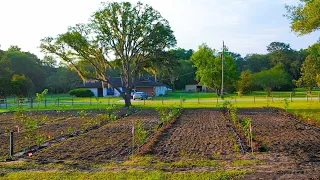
[238, 108, 320, 179]
[150, 109, 239, 160]
[32, 109, 160, 164]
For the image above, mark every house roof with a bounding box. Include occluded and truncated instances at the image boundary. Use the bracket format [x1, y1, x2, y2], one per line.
[78, 77, 167, 88]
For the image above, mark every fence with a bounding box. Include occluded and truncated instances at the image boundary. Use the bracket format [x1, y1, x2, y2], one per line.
[0, 96, 120, 110]
[1, 93, 320, 110]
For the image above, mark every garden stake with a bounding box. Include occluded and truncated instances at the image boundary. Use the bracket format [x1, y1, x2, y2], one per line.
[198, 96, 200, 104]
[180, 96, 182, 106]
[57, 97, 60, 107]
[250, 123, 253, 153]
[306, 95, 308, 102]
[254, 96, 255, 104]
[132, 124, 135, 154]
[108, 96, 110, 105]
[10, 131, 14, 157]
[290, 92, 292, 102]
[144, 99, 146, 105]
[5, 98, 8, 109]
[44, 97, 47, 108]
[90, 97, 92, 105]
[72, 97, 74, 106]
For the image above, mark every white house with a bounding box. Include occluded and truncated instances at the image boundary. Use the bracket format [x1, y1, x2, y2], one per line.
[78, 77, 168, 97]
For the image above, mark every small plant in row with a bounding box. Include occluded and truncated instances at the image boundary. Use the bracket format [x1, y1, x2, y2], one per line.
[156, 106, 182, 129]
[225, 102, 255, 153]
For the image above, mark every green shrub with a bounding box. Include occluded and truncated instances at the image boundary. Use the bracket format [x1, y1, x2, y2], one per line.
[69, 88, 94, 97]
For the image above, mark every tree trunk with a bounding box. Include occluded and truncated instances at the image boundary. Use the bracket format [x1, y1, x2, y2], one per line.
[266, 87, 271, 97]
[123, 87, 132, 107]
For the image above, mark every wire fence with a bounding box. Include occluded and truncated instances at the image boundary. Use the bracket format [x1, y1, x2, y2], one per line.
[1, 93, 320, 110]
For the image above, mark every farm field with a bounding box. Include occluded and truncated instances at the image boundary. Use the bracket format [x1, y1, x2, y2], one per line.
[0, 108, 319, 179]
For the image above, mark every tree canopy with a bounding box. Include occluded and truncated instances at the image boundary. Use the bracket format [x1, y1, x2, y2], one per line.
[286, 0, 320, 35]
[40, 1, 176, 106]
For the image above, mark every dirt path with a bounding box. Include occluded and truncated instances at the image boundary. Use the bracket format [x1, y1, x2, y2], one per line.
[151, 109, 238, 160]
[33, 109, 160, 164]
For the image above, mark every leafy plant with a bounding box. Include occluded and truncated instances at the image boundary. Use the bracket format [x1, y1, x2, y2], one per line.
[284, 98, 290, 111]
[134, 122, 148, 146]
[36, 134, 46, 146]
[36, 89, 48, 110]
[67, 126, 75, 135]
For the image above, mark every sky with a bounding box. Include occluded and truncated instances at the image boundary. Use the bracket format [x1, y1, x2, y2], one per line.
[0, 0, 319, 59]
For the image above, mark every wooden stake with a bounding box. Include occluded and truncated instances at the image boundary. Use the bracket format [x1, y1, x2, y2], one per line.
[10, 131, 14, 157]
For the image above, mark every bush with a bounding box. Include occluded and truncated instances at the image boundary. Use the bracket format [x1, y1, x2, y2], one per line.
[69, 88, 94, 97]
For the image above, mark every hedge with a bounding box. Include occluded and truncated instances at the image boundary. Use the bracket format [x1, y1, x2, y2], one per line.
[69, 88, 94, 97]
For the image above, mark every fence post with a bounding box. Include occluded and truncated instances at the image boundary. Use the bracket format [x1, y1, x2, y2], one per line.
[90, 97, 92, 105]
[5, 98, 8, 109]
[180, 96, 182, 106]
[198, 96, 200, 104]
[144, 98, 146, 105]
[290, 92, 293, 102]
[162, 95, 164, 105]
[44, 97, 47, 108]
[271, 95, 274, 103]
[306, 94, 308, 102]
[72, 97, 74, 106]
[235, 97, 237, 103]
[58, 97, 60, 107]
[254, 96, 255, 104]
[30, 97, 33, 109]
[10, 131, 14, 157]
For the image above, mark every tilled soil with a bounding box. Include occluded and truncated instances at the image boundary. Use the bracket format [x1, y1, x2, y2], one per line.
[151, 109, 238, 160]
[0, 109, 128, 159]
[32, 109, 160, 163]
[238, 108, 320, 179]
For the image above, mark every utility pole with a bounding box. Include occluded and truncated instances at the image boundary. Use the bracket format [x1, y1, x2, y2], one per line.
[221, 41, 224, 96]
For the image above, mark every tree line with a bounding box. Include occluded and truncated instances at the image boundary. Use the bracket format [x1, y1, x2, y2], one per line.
[0, 46, 82, 98]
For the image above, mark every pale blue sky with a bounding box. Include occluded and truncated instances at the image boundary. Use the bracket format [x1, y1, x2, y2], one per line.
[0, 0, 319, 58]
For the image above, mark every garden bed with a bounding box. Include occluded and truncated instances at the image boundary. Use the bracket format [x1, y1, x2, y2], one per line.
[148, 109, 240, 160]
[32, 109, 160, 164]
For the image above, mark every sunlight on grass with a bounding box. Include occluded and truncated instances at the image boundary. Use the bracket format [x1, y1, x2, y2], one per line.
[0, 170, 251, 180]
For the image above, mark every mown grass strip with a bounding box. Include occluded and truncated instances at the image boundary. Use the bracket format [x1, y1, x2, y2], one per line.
[0, 169, 251, 180]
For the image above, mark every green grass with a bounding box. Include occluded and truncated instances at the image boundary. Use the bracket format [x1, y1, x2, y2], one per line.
[0, 170, 251, 180]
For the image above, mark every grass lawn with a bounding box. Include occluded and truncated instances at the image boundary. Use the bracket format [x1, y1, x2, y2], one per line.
[0, 170, 250, 180]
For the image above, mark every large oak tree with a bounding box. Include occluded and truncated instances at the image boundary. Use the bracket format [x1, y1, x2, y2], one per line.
[40, 2, 176, 106]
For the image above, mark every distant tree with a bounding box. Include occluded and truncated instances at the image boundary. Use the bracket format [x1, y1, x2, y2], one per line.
[252, 66, 292, 96]
[1, 49, 46, 92]
[229, 52, 245, 75]
[267, 42, 294, 68]
[45, 67, 82, 93]
[294, 55, 320, 94]
[237, 70, 254, 96]
[191, 43, 238, 95]
[7, 45, 21, 52]
[40, 2, 176, 107]
[41, 56, 57, 67]
[11, 74, 34, 97]
[244, 54, 271, 73]
[285, 0, 320, 35]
